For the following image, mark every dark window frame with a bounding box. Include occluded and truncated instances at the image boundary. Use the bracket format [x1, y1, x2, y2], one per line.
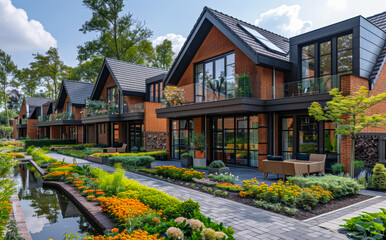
[298, 31, 353, 81]
[193, 51, 235, 103]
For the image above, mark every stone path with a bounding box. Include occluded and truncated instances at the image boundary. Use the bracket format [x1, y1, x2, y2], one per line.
[47, 153, 348, 240]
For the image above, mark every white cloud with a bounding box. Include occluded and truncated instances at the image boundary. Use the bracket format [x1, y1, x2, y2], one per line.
[255, 5, 312, 37]
[326, 0, 347, 11]
[152, 33, 186, 56]
[0, 0, 57, 51]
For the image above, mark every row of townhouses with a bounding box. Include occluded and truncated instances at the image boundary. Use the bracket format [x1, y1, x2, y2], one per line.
[11, 7, 386, 171]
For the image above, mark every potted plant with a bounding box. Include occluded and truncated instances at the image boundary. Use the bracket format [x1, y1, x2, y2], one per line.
[208, 160, 229, 175]
[192, 133, 206, 167]
[354, 160, 365, 178]
[181, 150, 194, 167]
[131, 146, 138, 153]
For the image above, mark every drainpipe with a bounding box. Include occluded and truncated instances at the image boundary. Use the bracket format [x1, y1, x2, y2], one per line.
[119, 89, 124, 114]
[272, 67, 276, 99]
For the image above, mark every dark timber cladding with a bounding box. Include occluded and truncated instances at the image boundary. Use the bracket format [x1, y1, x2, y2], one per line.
[156, 94, 332, 118]
[164, 7, 292, 86]
[289, 15, 386, 82]
[91, 58, 167, 100]
[56, 80, 95, 109]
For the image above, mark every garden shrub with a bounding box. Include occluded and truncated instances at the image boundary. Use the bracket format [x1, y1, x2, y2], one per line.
[57, 149, 85, 158]
[331, 163, 345, 175]
[108, 155, 155, 168]
[91, 151, 167, 160]
[154, 166, 205, 181]
[208, 173, 236, 184]
[372, 163, 386, 190]
[340, 208, 386, 239]
[0, 155, 16, 237]
[28, 147, 57, 165]
[288, 175, 362, 198]
[208, 160, 225, 168]
[25, 138, 76, 148]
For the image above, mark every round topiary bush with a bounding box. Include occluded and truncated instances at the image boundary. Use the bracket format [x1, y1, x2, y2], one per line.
[372, 163, 386, 190]
[209, 160, 226, 168]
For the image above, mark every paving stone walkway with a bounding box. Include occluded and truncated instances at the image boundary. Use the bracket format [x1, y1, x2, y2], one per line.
[47, 153, 347, 240]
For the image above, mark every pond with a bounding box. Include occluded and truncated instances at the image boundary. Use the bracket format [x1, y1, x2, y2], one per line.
[13, 163, 100, 240]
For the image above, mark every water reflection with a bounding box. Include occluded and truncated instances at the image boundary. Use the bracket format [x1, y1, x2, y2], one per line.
[14, 163, 99, 239]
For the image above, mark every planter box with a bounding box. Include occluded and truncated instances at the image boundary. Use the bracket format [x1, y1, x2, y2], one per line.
[208, 167, 230, 175]
[193, 158, 206, 168]
[102, 157, 109, 165]
[86, 155, 103, 164]
[195, 150, 205, 159]
[181, 157, 193, 168]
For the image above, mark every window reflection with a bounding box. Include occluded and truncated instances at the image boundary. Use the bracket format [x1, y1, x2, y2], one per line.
[337, 34, 353, 74]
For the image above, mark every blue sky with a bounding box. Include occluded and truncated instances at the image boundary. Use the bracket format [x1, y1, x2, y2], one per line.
[1, 0, 385, 69]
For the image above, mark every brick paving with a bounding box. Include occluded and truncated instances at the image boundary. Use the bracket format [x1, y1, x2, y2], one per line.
[47, 153, 348, 239]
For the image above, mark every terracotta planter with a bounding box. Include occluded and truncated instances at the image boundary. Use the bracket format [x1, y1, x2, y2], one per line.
[195, 150, 205, 159]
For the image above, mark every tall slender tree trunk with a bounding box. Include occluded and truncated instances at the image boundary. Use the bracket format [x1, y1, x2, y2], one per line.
[3, 88, 9, 126]
[350, 136, 355, 178]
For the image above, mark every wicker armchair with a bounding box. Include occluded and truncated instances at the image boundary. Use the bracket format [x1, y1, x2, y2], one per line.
[282, 162, 309, 179]
[116, 143, 127, 153]
[308, 154, 326, 175]
[262, 160, 284, 179]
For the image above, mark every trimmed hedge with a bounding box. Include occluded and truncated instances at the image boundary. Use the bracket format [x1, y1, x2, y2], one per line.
[91, 151, 167, 160]
[25, 139, 76, 148]
[108, 155, 155, 168]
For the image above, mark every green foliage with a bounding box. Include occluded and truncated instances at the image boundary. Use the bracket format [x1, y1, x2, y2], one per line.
[139, 147, 147, 152]
[309, 86, 386, 177]
[78, 0, 153, 64]
[28, 147, 57, 165]
[68, 55, 103, 83]
[209, 160, 226, 169]
[0, 126, 13, 139]
[57, 149, 85, 158]
[131, 146, 138, 153]
[354, 160, 365, 169]
[192, 133, 205, 152]
[0, 110, 17, 126]
[30, 47, 71, 99]
[235, 73, 251, 97]
[108, 155, 155, 168]
[4, 220, 25, 240]
[332, 163, 345, 175]
[208, 173, 236, 184]
[152, 39, 174, 69]
[296, 191, 318, 211]
[288, 175, 362, 198]
[284, 206, 298, 216]
[0, 155, 16, 237]
[25, 139, 76, 148]
[372, 164, 386, 190]
[340, 208, 386, 239]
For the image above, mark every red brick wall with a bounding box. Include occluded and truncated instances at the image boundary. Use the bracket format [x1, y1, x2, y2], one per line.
[144, 102, 167, 133]
[26, 119, 38, 139]
[73, 106, 82, 120]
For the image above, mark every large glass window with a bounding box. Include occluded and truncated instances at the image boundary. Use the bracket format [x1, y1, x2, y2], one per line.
[113, 123, 119, 143]
[298, 117, 318, 153]
[171, 119, 194, 159]
[281, 118, 293, 160]
[213, 115, 258, 167]
[319, 41, 331, 76]
[337, 33, 353, 74]
[301, 44, 315, 80]
[324, 121, 337, 153]
[107, 87, 119, 104]
[129, 124, 143, 149]
[194, 52, 235, 102]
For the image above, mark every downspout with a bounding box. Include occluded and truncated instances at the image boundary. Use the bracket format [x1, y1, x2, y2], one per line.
[272, 67, 276, 99]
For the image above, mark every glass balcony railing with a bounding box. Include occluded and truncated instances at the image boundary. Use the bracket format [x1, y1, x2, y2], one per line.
[21, 118, 27, 124]
[38, 115, 50, 122]
[123, 103, 144, 114]
[52, 112, 74, 120]
[275, 75, 340, 98]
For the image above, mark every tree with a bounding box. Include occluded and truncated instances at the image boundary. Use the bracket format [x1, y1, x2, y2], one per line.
[0, 49, 18, 126]
[69, 55, 103, 83]
[31, 47, 71, 99]
[16, 67, 40, 96]
[309, 86, 386, 177]
[7, 89, 21, 112]
[152, 39, 174, 69]
[78, 0, 153, 63]
[0, 110, 17, 125]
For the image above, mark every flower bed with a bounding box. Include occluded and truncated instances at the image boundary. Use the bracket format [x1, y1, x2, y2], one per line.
[153, 165, 205, 181]
[91, 151, 167, 160]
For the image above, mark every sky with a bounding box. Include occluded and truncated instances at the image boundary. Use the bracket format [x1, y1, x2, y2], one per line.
[1, 0, 385, 69]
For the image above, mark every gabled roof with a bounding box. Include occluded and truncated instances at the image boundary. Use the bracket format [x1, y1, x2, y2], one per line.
[164, 7, 291, 86]
[24, 97, 53, 107]
[367, 12, 386, 88]
[56, 80, 94, 109]
[42, 100, 55, 116]
[91, 58, 167, 100]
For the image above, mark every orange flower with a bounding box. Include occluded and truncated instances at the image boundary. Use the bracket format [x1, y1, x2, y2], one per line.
[111, 228, 119, 233]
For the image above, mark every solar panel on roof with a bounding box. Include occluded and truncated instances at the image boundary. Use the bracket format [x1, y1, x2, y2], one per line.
[239, 24, 286, 54]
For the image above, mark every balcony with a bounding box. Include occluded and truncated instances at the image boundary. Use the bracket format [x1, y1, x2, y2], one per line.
[38, 115, 50, 122]
[52, 112, 74, 120]
[21, 118, 27, 124]
[276, 75, 340, 98]
[82, 100, 144, 124]
[34, 112, 80, 127]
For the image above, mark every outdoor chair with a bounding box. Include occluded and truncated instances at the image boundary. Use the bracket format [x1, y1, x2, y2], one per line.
[103, 147, 116, 153]
[282, 162, 309, 179]
[308, 154, 326, 175]
[262, 160, 284, 179]
[116, 143, 127, 153]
